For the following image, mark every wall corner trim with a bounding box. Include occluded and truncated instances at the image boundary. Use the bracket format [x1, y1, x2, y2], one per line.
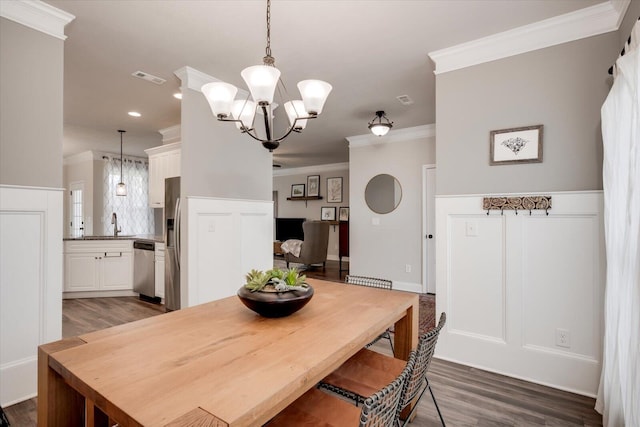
[427, 0, 630, 75]
[158, 125, 181, 143]
[346, 124, 435, 148]
[0, 0, 75, 41]
[174, 66, 249, 98]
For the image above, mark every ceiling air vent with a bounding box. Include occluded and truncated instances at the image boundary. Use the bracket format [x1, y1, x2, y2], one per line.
[396, 95, 414, 105]
[131, 71, 166, 85]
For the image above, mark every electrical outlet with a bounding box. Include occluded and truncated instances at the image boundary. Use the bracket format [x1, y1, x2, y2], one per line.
[405, 264, 412, 273]
[556, 328, 571, 348]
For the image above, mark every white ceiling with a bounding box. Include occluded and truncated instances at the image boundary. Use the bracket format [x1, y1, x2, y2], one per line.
[48, 0, 604, 166]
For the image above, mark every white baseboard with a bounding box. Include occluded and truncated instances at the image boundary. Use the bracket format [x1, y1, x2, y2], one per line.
[63, 290, 138, 299]
[0, 356, 37, 407]
[392, 280, 423, 294]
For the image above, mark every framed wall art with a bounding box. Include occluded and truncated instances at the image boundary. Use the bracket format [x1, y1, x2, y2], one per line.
[327, 177, 343, 203]
[291, 184, 305, 198]
[307, 175, 320, 197]
[321, 206, 336, 221]
[339, 207, 349, 221]
[490, 124, 543, 165]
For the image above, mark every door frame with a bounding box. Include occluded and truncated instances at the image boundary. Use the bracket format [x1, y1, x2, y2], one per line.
[422, 165, 436, 294]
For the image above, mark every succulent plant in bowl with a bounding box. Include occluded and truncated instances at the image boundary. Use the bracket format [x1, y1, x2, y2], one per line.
[238, 267, 314, 318]
[244, 268, 310, 293]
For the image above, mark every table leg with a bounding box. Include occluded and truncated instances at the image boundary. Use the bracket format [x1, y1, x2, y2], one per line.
[38, 338, 86, 427]
[393, 296, 419, 361]
[394, 296, 419, 421]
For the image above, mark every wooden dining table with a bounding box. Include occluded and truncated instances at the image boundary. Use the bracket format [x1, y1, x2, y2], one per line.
[38, 278, 419, 427]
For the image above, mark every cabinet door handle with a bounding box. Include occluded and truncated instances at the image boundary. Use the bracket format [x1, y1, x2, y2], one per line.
[104, 252, 123, 258]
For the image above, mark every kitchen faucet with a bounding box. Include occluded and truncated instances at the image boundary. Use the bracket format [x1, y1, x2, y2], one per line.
[111, 212, 121, 237]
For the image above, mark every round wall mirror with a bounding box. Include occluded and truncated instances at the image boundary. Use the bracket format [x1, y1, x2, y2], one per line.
[365, 174, 402, 214]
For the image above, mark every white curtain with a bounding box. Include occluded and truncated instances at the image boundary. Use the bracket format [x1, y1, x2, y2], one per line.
[102, 156, 154, 235]
[596, 20, 640, 427]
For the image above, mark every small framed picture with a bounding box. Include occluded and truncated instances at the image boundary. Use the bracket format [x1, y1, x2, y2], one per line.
[339, 207, 349, 221]
[490, 124, 543, 165]
[307, 175, 320, 197]
[291, 184, 305, 198]
[321, 206, 336, 221]
[327, 177, 343, 203]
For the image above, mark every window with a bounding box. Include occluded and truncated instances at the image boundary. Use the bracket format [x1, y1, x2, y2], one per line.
[103, 156, 154, 235]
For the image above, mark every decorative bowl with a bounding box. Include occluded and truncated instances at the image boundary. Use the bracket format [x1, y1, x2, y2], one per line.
[237, 285, 314, 318]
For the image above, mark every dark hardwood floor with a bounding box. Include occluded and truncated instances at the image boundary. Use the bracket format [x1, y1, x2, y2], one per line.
[4, 259, 602, 426]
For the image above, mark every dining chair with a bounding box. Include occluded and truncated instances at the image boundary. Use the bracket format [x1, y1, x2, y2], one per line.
[321, 312, 447, 426]
[345, 275, 395, 355]
[266, 351, 417, 427]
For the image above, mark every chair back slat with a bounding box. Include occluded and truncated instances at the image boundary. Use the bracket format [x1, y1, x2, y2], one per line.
[401, 312, 446, 407]
[359, 351, 416, 427]
[346, 275, 392, 290]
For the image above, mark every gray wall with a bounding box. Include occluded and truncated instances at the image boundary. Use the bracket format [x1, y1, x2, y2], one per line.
[0, 18, 64, 187]
[350, 135, 435, 286]
[273, 168, 349, 259]
[181, 88, 272, 200]
[619, 3, 640, 48]
[435, 32, 620, 195]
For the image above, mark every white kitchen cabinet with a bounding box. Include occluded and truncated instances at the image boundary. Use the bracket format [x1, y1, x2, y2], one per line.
[146, 142, 181, 208]
[64, 240, 133, 294]
[155, 242, 165, 298]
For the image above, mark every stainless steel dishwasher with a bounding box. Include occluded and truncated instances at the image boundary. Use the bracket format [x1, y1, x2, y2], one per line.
[133, 240, 156, 301]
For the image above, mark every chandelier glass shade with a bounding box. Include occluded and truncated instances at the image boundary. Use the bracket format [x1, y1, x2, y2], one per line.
[116, 130, 127, 196]
[368, 110, 393, 137]
[201, 0, 332, 151]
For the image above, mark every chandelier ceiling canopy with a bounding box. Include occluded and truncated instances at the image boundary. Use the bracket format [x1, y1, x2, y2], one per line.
[201, 0, 332, 152]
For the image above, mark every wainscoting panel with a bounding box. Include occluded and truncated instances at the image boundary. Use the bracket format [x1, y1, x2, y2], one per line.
[521, 215, 600, 360]
[448, 215, 506, 342]
[186, 197, 273, 307]
[0, 185, 63, 406]
[435, 191, 604, 396]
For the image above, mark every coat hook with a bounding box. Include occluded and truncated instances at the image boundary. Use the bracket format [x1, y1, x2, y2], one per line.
[486, 209, 490, 216]
[529, 209, 532, 216]
[501, 208, 504, 216]
[545, 208, 549, 216]
[515, 209, 518, 215]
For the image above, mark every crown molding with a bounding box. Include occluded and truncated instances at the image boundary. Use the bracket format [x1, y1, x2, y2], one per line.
[272, 162, 349, 177]
[428, 0, 630, 75]
[347, 124, 435, 148]
[63, 150, 94, 166]
[0, 0, 75, 40]
[158, 124, 181, 143]
[174, 66, 249, 98]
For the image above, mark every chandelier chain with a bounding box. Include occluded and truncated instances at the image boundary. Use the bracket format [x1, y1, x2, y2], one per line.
[264, 0, 275, 65]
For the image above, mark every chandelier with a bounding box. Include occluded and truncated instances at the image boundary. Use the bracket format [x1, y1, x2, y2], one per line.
[201, 0, 332, 152]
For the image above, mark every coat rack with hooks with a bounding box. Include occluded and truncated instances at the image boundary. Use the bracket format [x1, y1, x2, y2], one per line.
[483, 195, 552, 216]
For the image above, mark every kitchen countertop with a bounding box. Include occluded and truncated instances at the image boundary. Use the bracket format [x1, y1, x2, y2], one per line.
[64, 234, 164, 243]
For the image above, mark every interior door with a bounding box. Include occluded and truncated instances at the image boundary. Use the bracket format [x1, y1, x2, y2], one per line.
[423, 166, 436, 294]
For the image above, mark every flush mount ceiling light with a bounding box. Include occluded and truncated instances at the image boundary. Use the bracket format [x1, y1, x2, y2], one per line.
[128, 111, 141, 117]
[173, 93, 182, 100]
[368, 111, 393, 137]
[201, 0, 332, 152]
[116, 130, 127, 196]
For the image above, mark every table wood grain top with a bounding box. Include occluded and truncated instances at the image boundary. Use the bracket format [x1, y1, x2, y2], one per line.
[47, 279, 418, 426]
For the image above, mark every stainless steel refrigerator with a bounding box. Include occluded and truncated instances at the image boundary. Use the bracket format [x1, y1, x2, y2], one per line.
[164, 176, 181, 311]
